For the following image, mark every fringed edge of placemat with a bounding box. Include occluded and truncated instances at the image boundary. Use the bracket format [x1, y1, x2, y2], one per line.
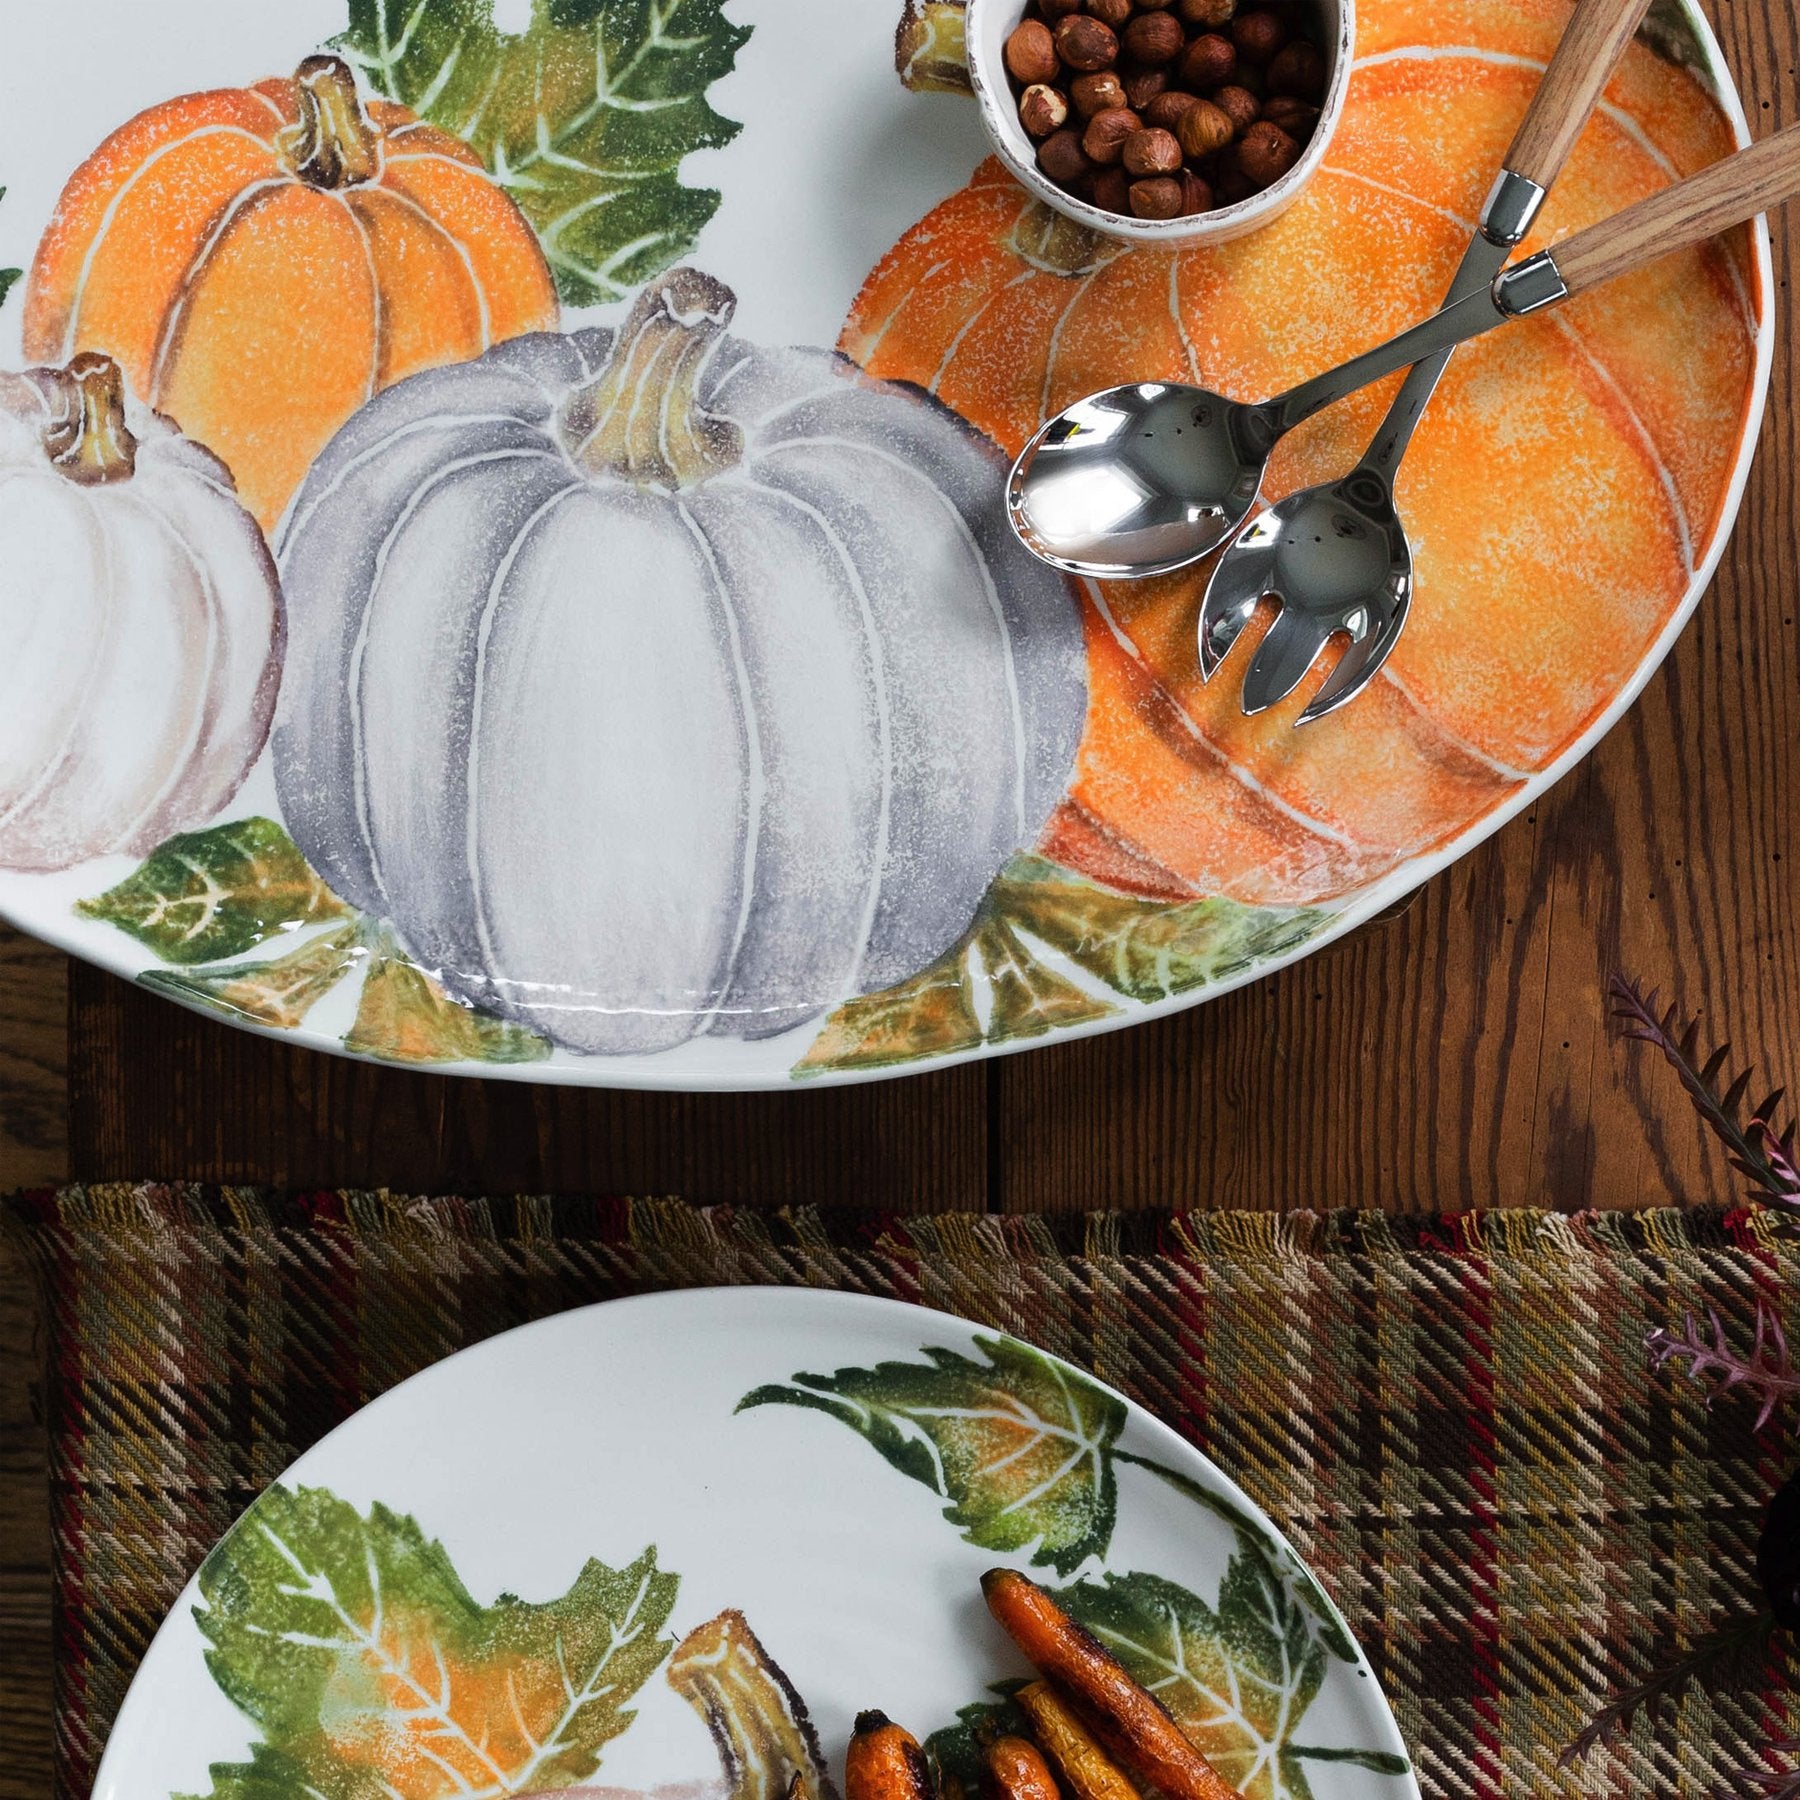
[4, 1182, 1790, 1261]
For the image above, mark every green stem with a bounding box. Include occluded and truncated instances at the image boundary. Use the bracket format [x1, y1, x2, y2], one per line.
[557, 267, 744, 490]
[1285, 1746, 1413, 1774]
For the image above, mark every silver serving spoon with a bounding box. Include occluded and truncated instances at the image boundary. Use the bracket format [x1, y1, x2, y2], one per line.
[1005, 0, 1744, 588]
[1198, 0, 1652, 723]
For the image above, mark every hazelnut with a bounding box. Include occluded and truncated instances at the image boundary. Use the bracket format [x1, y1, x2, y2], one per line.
[1019, 82, 1071, 136]
[1128, 175, 1186, 218]
[1267, 39, 1326, 99]
[1238, 117, 1300, 185]
[1136, 0, 1178, 8]
[1213, 146, 1255, 202]
[1176, 96, 1235, 158]
[1090, 166, 1133, 212]
[1180, 32, 1236, 87]
[1177, 0, 1236, 22]
[1037, 127, 1091, 183]
[1122, 124, 1183, 175]
[1086, 0, 1132, 26]
[1039, 0, 1085, 16]
[1120, 64, 1170, 109]
[1231, 8, 1288, 61]
[1004, 19, 1060, 84]
[1210, 83, 1260, 132]
[1070, 70, 1128, 115]
[1260, 93, 1319, 137]
[1121, 9, 1184, 63]
[1143, 88, 1201, 131]
[1082, 105, 1142, 164]
[1055, 12, 1119, 68]
[1179, 169, 1214, 213]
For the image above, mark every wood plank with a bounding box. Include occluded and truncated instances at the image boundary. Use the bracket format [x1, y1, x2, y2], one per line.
[0, 1235, 53, 1800]
[0, 925, 67, 1191]
[67, 962, 988, 1207]
[0, 920, 63, 1800]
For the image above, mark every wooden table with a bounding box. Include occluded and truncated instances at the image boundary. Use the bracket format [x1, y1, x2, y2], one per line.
[4, 1, 1798, 1785]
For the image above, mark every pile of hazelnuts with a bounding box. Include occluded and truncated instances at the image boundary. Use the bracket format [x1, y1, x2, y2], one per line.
[1001, 0, 1328, 220]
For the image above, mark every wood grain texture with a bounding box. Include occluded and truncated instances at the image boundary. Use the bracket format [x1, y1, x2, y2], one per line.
[0, 920, 61, 1800]
[0, 1232, 53, 1800]
[1503, 0, 1653, 190]
[67, 967, 988, 1207]
[1555, 118, 1800, 293]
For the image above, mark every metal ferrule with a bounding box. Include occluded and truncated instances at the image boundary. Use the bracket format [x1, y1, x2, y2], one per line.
[1479, 169, 1548, 247]
[1494, 251, 1570, 317]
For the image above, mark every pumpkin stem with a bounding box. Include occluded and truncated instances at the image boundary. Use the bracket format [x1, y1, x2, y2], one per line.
[896, 0, 972, 94]
[558, 267, 744, 490]
[283, 55, 381, 190]
[1009, 203, 1119, 278]
[35, 352, 138, 485]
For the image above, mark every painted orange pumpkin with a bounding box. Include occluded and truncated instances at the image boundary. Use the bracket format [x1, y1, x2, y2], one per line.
[843, 0, 1761, 905]
[22, 54, 559, 532]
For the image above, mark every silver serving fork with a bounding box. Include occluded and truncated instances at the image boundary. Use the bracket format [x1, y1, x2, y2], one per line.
[1198, 0, 1654, 723]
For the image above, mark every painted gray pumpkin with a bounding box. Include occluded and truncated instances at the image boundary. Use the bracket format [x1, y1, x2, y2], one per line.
[273, 269, 1086, 1057]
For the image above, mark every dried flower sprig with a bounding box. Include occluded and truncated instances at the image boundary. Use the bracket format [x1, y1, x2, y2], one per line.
[1715, 1741, 1800, 1798]
[1562, 1609, 1781, 1767]
[1649, 1304, 1800, 1431]
[1610, 975, 1798, 1203]
[1762, 1125, 1800, 1206]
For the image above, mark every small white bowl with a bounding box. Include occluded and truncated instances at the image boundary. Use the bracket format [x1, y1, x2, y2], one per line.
[966, 0, 1354, 247]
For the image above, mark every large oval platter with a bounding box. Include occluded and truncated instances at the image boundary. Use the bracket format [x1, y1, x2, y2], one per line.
[0, 0, 1772, 1088]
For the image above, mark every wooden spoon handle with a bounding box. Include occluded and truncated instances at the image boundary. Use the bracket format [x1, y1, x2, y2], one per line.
[1550, 121, 1800, 295]
[1502, 0, 1653, 193]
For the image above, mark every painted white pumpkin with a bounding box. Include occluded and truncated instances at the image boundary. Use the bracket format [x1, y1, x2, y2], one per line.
[273, 268, 1086, 1056]
[0, 354, 283, 872]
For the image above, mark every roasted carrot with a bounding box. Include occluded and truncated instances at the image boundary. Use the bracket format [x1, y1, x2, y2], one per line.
[847, 1710, 935, 1800]
[1015, 1681, 1143, 1800]
[982, 1734, 1062, 1800]
[981, 1570, 1244, 1800]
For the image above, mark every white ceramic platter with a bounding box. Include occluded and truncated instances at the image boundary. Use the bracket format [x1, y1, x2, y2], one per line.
[0, 0, 1773, 1089]
[89, 1287, 1419, 1800]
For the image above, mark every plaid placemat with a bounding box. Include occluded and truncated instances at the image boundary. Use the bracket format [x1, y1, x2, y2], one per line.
[5, 1187, 1797, 1798]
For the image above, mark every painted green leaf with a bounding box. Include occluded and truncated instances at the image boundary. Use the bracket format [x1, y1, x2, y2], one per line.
[996, 857, 1323, 1004]
[338, 0, 751, 305]
[140, 925, 363, 1029]
[740, 1335, 1126, 1574]
[185, 1483, 678, 1800]
[799, 857, 1324, 1074]
[76, 818, 347, 965]
[1061, 1560, 1381, 1800]
[346, 949, 552, 1065]
[923, 1689, 1032, 1791]
[797, 904, 1114, 1075]
[1119, 1451, 1358, 1666]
